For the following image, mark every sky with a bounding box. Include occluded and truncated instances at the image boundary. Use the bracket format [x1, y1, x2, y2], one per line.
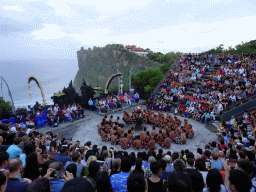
[0, 0, 256, 59]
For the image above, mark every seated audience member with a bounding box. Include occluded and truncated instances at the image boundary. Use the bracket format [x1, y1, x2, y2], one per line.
[62, 177, 95, 192]
[6, 158, 31, 192]
[228, 169, 252, 192]
[147, 161, 165, 192]
[127, 172, 146, 192]
[187, 171, 204, 192]
[48, 161, 66, 192]
[66, 163, 77, 178]
[53, 146, 71, 166]
[209, 151, 223, 171]
[94, 171, 111, 192]
[0, 171, 7, 192]
[64, 151, 84, 177]
[174, 159, 186, 172]
[167, 172, 192, 192]
[26, 177, 51, 192]
[23, 152, 40, 181]
[6, 138, 22, 160]
[0, 152, 9, 174]
[204, 169, 225, 192]
[110, 157, 132, 192]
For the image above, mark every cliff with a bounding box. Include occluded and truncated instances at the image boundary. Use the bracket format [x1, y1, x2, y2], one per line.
[73, 44, 160, 95]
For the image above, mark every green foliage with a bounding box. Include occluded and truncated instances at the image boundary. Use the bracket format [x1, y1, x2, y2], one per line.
[144, 85, 153, 99]
[147, 51, 180, 63]
[202, 40, 256, 55]
[131, 51, 180, 99]
[132, 67, 163, 91]
[108, 86, 119, 95]
[0, 97, 12, 112]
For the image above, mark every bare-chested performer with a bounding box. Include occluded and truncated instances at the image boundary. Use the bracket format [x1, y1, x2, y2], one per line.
[117, 126, 124, 137]
[174, 116, 182, 125]
[157, 130, 164, 145]
[187, 125, 194, 138]
[140, 127, 147, 141]
[164, 133, 171, 149]
[100, 128, 109, 142]
[119, 133, 130, 149]
[150, 127, 157, 137]
[133, 135, 142, 150]
[110, 132, 118, 145]
[180, 130, 187, 144]
[148, 135, 156, 151]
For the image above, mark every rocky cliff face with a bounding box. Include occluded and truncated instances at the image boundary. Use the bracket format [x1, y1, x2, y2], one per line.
[73, 44, 159, 95]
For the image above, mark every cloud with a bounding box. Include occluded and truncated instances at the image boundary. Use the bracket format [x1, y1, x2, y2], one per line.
[2, 6, 24, 13]
[0, 0, 256, 59]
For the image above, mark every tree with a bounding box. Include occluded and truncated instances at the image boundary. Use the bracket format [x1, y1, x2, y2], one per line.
[80, 79, 95, 109]
[0, 97, 12, 112]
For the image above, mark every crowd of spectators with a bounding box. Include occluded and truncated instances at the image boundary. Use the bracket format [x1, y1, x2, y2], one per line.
[89, 92, 140, 113]
[1, 107, 256, 192]
[148, 52, 256, 124]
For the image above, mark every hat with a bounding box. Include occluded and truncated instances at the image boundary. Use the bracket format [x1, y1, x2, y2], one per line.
[60, 177, 94, 192]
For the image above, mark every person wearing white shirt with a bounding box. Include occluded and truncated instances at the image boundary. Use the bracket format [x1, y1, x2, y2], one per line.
[217, 102, 223, 114]
[229, 94, 236, 106]
[229, 116, 235, 125]
[10, 123, 19, 133]
[71, 103, 79, 118]
[53, 104, 59, 115]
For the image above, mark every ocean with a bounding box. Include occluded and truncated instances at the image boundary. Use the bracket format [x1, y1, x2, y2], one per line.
[0, 58, 78, 108]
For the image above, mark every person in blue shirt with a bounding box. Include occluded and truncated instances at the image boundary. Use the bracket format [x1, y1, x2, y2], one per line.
[110, 157, 132, 192]
[6, 137, 23, 160]
[64, 151, 84, 178]
[53, 146, 71, 166]
[88, 98, 94, 111]
[49, 161, 66, 192]
[209, 151, 223, 171]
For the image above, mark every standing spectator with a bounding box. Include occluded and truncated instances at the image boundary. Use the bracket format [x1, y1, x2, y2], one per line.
[88, 98, 94, 111]
[167, 172, 192, 192]
[204, 169, 225, 192]
[110, 157, 132, 192]
[6, 138, 22, 160]
[48, 162, 66, 192]
[53, 146, 71, 166]
[0, 171, 7, 192]
[6, 158, 31, 192]
[64, 151, 84, 177]
[164, 155, 174, 175]
[147, 161, 165, 192]
[127, 172, 146, 192]
[135, 93, 140, 103]
[23, 153, 40, 181]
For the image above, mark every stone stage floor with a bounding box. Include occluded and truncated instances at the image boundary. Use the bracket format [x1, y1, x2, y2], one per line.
[68, 105, 217, 154]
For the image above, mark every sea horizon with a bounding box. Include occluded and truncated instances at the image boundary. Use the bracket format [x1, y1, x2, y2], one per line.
[0, 58, 78, 109]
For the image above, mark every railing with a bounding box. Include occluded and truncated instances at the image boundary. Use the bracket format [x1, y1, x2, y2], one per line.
[221, 95, 256, 114]
[221, 96, 256, 121]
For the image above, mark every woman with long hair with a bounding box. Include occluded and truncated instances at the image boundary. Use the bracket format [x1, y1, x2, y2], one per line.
[23, 152, 40, 181]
